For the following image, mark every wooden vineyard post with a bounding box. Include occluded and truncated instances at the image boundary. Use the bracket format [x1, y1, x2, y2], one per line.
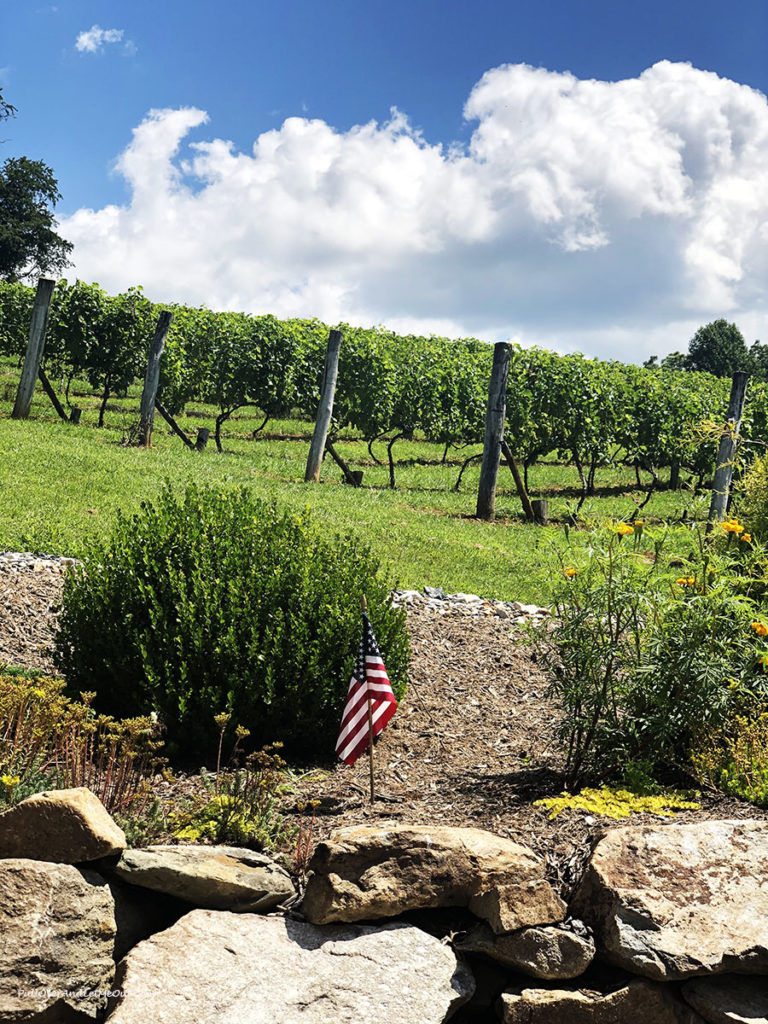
[12, 278, 56, 420]
[37, 367, 68, 422]
[708, 371, 749, 526]
[137, 311, 174, 447]
[500, 438, 536, 522]
[476, 342, 511, 521]
[305, 329, 342, 483]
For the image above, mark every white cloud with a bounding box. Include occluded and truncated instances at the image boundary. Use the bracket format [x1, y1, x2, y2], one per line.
[75, 25, 131, 54]
[59, 61, 768, 361]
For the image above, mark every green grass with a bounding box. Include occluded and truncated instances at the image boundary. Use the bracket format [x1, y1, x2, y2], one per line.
[0, 365, 709, 603]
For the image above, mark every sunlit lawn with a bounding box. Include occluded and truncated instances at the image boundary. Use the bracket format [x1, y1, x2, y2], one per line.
[0, 364, 708, 603]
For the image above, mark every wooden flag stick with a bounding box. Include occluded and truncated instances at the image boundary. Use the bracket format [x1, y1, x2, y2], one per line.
[362, 594, 375, 804]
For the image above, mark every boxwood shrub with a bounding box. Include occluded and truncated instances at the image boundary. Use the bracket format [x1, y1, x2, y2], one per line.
[54, 483, 409, 760]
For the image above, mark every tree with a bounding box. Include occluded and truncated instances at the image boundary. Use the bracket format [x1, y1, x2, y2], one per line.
[0, 157, 73, 281]
[685, 319, 752, 377]
[750, 341, 768, 380]
[661, 351, 688, 371]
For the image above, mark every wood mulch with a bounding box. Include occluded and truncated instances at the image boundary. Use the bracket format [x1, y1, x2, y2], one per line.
[2, 560, 765, 899]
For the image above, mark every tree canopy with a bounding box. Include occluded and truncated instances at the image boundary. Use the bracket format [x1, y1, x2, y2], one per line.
[685, 319, 751, 377]
[0, 89, 73, 282]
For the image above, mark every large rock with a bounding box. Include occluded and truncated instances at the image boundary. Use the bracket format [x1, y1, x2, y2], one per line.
[0, 787, 126, 863]
[456, 921, 595, 980]
[302, 824, 564, 931]
[109, 844, 295, 911]
[0, 858, 116, 1022]
[500, 980, 706, 1023]
[570, 820, 768, 981]
[108, 878, 187, 962]
[682, 975, 768, 1024]
[107, 910, 474, 1024]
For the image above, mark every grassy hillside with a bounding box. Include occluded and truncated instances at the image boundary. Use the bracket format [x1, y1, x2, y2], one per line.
[0, 363, 706, 603]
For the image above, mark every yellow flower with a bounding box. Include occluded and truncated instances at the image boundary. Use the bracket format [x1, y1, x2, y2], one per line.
[676, 576, 696, 587]
[634, 520, 644, 528]
[722, 520, 745, 534]
[614, 523, 634, 536]
[0, 775, 20, 788]
[563, 567, 577, 578]
[761, 654, 768, 668]
[741, 533, 752, 543]
[752, 622, 768, 636]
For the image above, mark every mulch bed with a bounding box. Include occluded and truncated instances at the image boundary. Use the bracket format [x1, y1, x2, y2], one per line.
[3, 560, 765, 898]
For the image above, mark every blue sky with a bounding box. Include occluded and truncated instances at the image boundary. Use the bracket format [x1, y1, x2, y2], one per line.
[3, 1, 768, 361]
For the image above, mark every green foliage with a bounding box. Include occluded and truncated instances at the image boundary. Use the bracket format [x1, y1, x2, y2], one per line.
[691, 698, 768, 807]
[534, 786, 700, 820]
[538, 524, 767, 789]
[686, 319, 751, 377]
[739, 453, 768, 541]
[0, 157, 73, 282]
[173, 732, 293, 850]
[54, 483, 410, 759]
[0, 673, 164, 812]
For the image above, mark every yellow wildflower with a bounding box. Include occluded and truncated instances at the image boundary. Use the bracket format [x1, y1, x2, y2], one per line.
[0, 775, 20, 788]
[752, 622, 768, 636]
[675, 577, 696, 587]
[741, 533, 752, 543]
[563, 567, 577, 578]
[614, 523, 634, 536]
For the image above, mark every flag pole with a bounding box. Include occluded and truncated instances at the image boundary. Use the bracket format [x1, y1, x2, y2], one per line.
[362, 594, 375, 804]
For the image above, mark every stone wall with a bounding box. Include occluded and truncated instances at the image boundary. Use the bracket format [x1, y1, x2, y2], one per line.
[2, 788, 767, 1023]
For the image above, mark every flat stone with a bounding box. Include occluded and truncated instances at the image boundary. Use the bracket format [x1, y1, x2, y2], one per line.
[456, 921, 594, 979]
[570, 820, 768, 980]
[107, 911, 474, 1024]
[0, 787, 126, 863]
[500, 980, 707, 1023]
[682, 975, 768, 1023]
[0, 858, 116, 1021]
[109, 844, 295, 911]
[302, 824, 560, 930]
[469, 881, 566, 934]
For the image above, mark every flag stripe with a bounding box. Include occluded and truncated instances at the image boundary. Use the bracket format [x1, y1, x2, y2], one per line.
[335, 613, 398, 766]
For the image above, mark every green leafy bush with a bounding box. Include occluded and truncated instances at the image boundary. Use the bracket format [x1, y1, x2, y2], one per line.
[0, 673, 163, 812]
[54, 484, 409, 759]
[691, 698, 768, 807]
[172, 728, 294, 850]
[538, 522, 766, 790]
[740, 453, 768, 541]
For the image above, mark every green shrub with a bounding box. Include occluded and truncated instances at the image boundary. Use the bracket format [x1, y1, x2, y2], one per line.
[691, 698, 768, 807]
[538, 522, 767, 790]
[172, 733, 294, 850]
[740, 453, 768, 540]
[54, 483, 409, 760]
[0, 673, 163, 812]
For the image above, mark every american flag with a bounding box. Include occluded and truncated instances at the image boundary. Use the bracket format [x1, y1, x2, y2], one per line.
[335, 613, 397, 766]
